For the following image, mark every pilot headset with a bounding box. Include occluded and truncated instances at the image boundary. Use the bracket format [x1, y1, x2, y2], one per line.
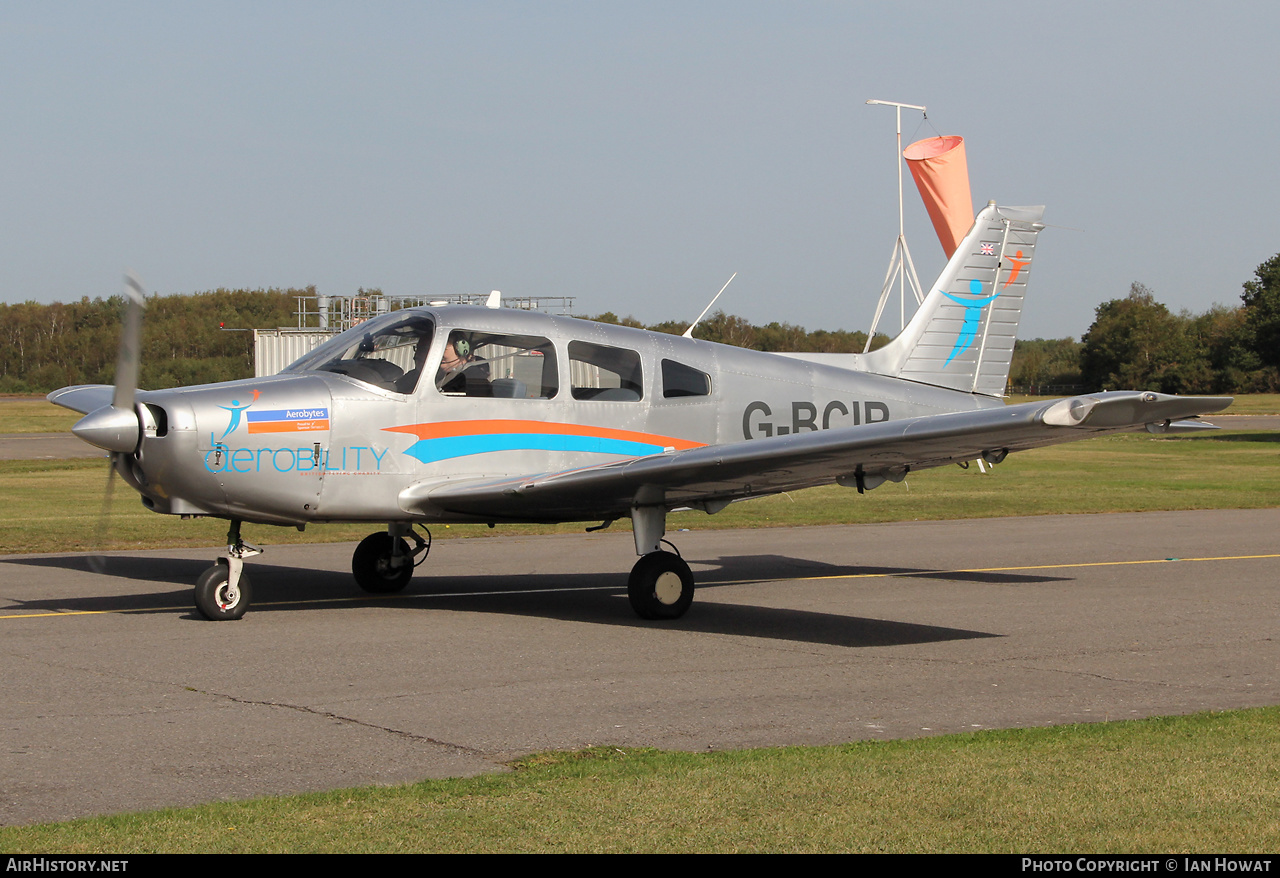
[453, 337, 472, 358]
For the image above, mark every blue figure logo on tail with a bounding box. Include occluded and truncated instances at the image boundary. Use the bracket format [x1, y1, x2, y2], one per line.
[942, 279, 1000, 367]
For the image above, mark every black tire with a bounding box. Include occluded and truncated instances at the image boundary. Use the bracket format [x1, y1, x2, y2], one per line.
[628, 552, 694, 620]
[352, 532, 414, 593]
[195, 563, 251, 621]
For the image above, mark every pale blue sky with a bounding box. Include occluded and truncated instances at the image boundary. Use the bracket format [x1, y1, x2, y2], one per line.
[2, 1, 1276, 339]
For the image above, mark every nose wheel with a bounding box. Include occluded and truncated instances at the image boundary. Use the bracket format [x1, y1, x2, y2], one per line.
[194, 520, 260, 621]
[195, 560, 252, 621]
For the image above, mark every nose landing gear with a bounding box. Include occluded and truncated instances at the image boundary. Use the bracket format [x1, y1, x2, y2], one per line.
[194, 520, 260, 621]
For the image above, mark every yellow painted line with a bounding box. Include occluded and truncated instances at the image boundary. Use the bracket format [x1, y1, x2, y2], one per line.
[725, 553, 1280, 585]
[3, 554, 1278, 621]
[1, 609, 120, 619]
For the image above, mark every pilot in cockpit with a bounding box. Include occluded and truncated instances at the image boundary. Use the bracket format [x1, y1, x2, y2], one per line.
[435, 335, 491, 396]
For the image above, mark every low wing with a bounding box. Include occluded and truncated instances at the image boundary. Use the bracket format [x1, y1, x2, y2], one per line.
[405, 391, 1231, 522]
[47, 385, 117, 415]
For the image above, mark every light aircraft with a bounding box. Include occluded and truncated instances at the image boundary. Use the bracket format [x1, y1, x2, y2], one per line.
[50, 202, 1231, 621]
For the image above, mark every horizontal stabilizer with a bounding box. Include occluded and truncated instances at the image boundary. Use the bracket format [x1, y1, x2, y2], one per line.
[1148, 419, 1221, 434]
[47, 385, 117, 415]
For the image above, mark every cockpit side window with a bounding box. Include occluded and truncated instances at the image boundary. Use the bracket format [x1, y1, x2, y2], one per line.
[568, 341, 643, 401]
[283, 313, 434, 394]
[661, 359, 712, 398]
[436, 331, 558, 399]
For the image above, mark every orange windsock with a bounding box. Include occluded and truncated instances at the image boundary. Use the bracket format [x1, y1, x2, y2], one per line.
[903, 135, 974, 258]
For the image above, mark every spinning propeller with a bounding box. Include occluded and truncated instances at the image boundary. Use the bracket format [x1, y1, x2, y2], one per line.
[72, 272, 145, 453]
[73, 272, 146, 570]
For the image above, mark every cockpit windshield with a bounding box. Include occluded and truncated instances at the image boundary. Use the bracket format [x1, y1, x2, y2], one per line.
[283, 311, 435, 393]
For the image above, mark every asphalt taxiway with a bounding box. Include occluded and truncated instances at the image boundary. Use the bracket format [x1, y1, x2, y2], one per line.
[2, 508, 1277, 826]
[0, 432, 97, 460]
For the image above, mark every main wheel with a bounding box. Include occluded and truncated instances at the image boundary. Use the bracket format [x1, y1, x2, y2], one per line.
[352, 532, 414, 593]
[195, 563, 252, 621]
[628, 552, 694, 620]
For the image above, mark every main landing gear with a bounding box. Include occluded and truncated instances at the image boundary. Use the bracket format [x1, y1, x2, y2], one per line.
[628, 550, 694, 619]
[352, 523, 431, 594]
[625, 505, 695, 620]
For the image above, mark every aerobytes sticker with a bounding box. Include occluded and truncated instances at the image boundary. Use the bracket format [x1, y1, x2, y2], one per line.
[218, 389, 330, 437]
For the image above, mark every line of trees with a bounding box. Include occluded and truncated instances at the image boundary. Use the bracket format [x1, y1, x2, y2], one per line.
[0, 294, 895, 394]
[588, 310, 890, 354]
[0, 252, 1275, 395]
[0, 287, 302, 393]
[1079, 253, 1280, 394]
[596, 251, 1280, 396]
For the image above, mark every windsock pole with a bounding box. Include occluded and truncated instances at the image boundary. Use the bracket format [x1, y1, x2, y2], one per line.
[865, 99, 927, 348]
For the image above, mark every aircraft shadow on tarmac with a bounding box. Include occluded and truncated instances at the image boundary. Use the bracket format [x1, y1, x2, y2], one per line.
[1, 552, 1072, 648]
[1191, 432, 1280, 443]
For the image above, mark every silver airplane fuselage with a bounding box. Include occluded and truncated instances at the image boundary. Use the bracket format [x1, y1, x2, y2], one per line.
[55, 202, 1232, 621]
[119, 305, 998, 528]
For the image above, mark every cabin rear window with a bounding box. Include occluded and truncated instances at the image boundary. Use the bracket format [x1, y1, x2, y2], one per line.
[568, 341, 643, 401]
[661, 359, 711, 398]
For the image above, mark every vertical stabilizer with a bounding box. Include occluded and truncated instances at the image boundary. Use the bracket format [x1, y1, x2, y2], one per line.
[860, 202, 1044, 397]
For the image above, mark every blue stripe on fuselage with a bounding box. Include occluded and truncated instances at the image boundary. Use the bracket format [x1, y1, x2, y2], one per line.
[403, 433, 662, 464]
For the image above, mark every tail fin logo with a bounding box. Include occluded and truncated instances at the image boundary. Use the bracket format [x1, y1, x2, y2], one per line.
[941, 279, 1000, 367]
[1002, 250, 1030, 288]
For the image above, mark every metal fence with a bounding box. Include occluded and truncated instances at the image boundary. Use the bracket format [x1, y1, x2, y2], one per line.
[292, 293, 577, 332]
[254, 293, 579, 376]
[1007, 385, 1085, 396]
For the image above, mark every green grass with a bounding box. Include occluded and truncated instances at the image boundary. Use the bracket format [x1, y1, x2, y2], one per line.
[0, 396, 79, 433]
[1215, 393, 1279, 415]
[2, 707, 1277, 853]
[700, 429, 1280, 528]
[1215, 393, 1280, 415]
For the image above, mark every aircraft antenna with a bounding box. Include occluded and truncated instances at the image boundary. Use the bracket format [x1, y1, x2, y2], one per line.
[682, 272, 737, 339]
[864, 99, 927, 350]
